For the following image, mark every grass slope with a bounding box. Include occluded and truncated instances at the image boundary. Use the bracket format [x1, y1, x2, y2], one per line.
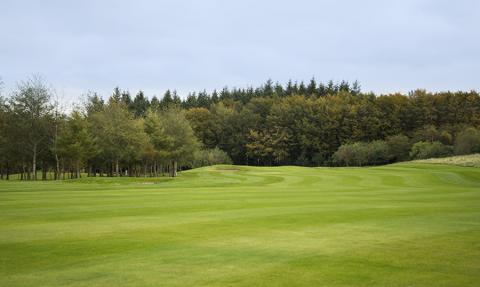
[412, 153, 480, 168]
[1, 163, 480, 286]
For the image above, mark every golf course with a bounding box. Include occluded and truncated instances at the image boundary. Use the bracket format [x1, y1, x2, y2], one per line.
[1, 161, 479, 286]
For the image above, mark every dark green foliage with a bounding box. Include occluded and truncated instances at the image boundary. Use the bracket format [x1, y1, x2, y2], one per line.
[332, 141, 391, 167]
[454, 127, 480, 155]
[386, 135, 412, 162]
[85, 93, 104, 115]
[150, 96, 161, 112]
[89, 101, 148, 176]
[409, 141, 453, 160]
[57, 111, 96, 178]
[110, 87, 122, 103]
[132, 91, 150, 117]
[332, 142, 367, 166]
[161, 90, 174, 109]
[366, 140, 391, 165]
[191, 147, 232, 168]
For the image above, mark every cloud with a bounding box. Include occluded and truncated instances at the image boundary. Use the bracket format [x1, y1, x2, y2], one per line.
[0, 0, 478, 99]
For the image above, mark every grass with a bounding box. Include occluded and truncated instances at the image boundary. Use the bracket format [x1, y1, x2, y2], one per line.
[413, 153, 480, 168]
[1, 163, 480, 286]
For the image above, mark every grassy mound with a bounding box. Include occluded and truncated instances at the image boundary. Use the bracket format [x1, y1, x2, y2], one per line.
[412, 153, 480, 167]
[1, 164, 479, 286]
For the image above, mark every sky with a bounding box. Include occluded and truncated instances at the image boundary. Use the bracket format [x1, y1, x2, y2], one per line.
[1, 0, 479, 101]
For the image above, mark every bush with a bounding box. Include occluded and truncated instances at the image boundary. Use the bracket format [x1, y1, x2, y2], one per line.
[333, 140, 391, 166]
[409, 141, 453, 160]
[439, 131, 453, 145]
[366, 140, 391, 165]
[386, 134, 411, 162]
[191, 147, 233, 168]
[333, 142, 367, 166]
[454, 127, 480, 155]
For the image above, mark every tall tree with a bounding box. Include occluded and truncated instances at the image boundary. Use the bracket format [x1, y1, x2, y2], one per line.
[57, 111, 96, 178]
[156, 109, 199, 177]
[90, 101, 147, 176]
[9, 76, 53, 180]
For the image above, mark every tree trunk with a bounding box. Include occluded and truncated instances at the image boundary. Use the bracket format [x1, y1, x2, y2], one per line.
[32, 143, 37, 180]
[22, 165, 27, 180]
[170, 160, 178, 177]
[42, 162, 47, 181]
[115, 160, 120, 177]
[54, 154, 60, 180]
[76, 162, 81, 179]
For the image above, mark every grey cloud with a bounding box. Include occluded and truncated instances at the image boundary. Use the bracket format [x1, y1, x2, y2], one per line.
[0, 0, 478, 100]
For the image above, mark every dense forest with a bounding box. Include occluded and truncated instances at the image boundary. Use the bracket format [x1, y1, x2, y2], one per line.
[0, 76, 480, 180]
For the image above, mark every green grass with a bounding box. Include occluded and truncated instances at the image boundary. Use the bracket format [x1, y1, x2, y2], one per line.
[1, 163, 480, 286]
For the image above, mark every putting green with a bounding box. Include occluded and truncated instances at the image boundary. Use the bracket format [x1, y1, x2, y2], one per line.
[1, 163, 479, 286]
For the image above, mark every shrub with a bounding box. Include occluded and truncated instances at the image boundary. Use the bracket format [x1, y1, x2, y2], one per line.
[439, 131, 453, 145]
[386, 134, 411, 162]
[333, 140, 391, 166]
[409, 141, 453, 160]
[454, 127, 480, 155]
[333, 142, 367, 166]
[191, 147, 233, 168]
[366, 140, 391, 165]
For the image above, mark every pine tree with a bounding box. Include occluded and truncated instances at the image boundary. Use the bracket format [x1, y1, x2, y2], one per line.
[307, 78, 317, 97]
[132, 91, 150, 117]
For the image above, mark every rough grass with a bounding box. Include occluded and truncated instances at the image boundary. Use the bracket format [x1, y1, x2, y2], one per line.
[412, 153, 480, 167]
[1, 163, 480, 286]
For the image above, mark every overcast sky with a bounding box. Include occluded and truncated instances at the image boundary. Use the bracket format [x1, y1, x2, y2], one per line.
[1, 0, 479, 100]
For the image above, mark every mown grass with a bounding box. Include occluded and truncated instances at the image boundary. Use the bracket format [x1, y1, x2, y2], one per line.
[1, 163, 480, 286]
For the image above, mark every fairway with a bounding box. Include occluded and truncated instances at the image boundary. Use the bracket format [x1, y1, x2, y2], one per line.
[1, 163, 480, 286]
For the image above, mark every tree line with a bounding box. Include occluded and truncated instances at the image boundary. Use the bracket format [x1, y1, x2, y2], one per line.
[0, 76, 230, 180]
[0, 76, 479, 180]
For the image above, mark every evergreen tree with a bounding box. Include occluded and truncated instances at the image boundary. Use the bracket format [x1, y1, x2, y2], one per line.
[110, 87, 122, 103]
[121, 91, 132, 107]
[307, 78, 317, 97]
[132, 90, 150, 117]
[150, 96, 161, 112]
[160, 90, 174, 109]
